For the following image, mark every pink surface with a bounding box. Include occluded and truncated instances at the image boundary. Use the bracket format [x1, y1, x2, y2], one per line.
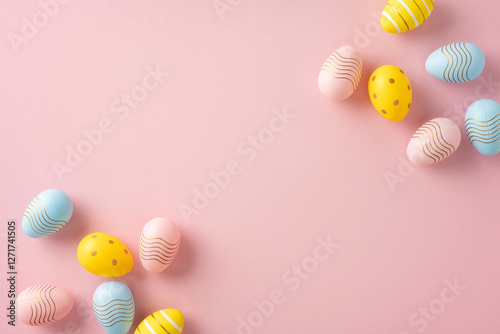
[1, 1, 500, 333]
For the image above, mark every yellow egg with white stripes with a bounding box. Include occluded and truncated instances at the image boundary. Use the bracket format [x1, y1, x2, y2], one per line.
[381, 0, 434, 33]
[135, 308, 184, 334]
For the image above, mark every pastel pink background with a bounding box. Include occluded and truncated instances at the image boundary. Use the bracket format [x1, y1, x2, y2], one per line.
[1, 1, 500, 333]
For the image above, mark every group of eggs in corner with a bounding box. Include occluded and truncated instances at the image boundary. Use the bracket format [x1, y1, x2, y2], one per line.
[18, 188, 183, 334]
[318, 0, 500, 164]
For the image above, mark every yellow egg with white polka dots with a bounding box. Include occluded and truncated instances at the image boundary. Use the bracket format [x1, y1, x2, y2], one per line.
[368, 65, 412, 122]
[77, 232, 133, 277]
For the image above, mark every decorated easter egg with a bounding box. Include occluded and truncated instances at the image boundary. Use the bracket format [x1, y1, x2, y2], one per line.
[93, 281, 135, 334]
[22, 189, 73, 238]
[381, 0, 434, 33]
[135, 308, 184, 334]
[407, 118, 461, 165]
[318, 45, 362, 100]
[426, 43, 485, 83]
[139, 217, 181, 273]
[77, 232, 133, 277]
[16, 285, 73, 326]
[465, 99, 500, 156]
[368, 65, 412, 122]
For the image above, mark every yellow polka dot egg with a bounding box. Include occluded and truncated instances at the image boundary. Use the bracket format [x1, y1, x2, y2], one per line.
[368, 65, 412, 122]
[77, 232, 133, 277]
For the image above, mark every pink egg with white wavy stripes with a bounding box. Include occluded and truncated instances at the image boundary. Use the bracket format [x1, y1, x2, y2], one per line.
[16, 285, 73, 326]
[318, 45, 362, 101]
[139, 217, 181, 273]
[407, 117, 462, 166]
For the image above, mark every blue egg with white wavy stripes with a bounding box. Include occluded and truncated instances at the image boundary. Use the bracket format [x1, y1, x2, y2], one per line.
[93, 281, 135, 334]
[465, 99, 500, 156]
[22, 189, 73, 238]
[425, 42, 485, 83]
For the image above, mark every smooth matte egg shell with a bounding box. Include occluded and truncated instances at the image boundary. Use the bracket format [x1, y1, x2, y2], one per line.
[17, 285, 73, 326]
[22, 189, 73, 238]
[465, 99, 500, 156]
[381, 0, 434, 33]
[368, 65, 412, 122]
[135, 308, 184, 334]
[78, 232, 133, 277]
[139, 217, 181, 273]
[426, 42, 485, 83]
[407, 117, 461, 165]
[318, 45, 362, 100]
[93, 280, 135, 334]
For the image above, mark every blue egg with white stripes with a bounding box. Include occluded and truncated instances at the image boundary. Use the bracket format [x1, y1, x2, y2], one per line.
[425, 42, 485, 83]
[465, 99, 500, 156]
[93, 281, 135, 334]
[22, 189, 73, 238]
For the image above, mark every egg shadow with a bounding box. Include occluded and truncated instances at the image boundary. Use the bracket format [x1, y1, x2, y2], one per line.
[417, 1, 456, 36]
[342, 57, 379, 114]
[158, 227, 196, 278]
[183, 315, 202, 334]
[400, 79, 437, 131]
[46, 197, 88, 246]
[39, 292, 95, 333]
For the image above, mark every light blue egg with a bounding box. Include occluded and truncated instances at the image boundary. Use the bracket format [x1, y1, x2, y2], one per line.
[465, 99, 500, 156]
[425, 42, 485, 83]
[22, 189, 73, 238]
[93, 281, 135, 334]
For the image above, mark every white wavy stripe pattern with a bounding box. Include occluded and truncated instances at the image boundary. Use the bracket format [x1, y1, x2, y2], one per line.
[465, 113, 500, 144]
[23, 197, 66, 236]
[93, 296, 134, 328]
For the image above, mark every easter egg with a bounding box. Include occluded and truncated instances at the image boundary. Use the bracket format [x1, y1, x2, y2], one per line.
[135, 308, 184, 334]
[381, 0, 434, 33]
[77, 232, 133, 277]
[368, 65, 412, 122]
[93, 281, 135, 334]
[426, 43, 485, 83]
[139, 217, 181, 273]
[22, 189, 73, 238]
[318, 45, 362, 101]
[407, 117, 461, 165]
[465, 99, 500, 156]
[16, 285, 73, 326]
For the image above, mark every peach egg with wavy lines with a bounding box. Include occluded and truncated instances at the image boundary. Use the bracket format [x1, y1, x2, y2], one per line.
[381, 0, 434, 33]
[16, 285, 73, 326]
[139, 217, 181, 273]
[426, 42, 485, 83]
[465, 99, 500, 156]
[407, 117, 461, 165]
[93, 281, 135, 334]
[22, 189, 73, 238]
[318, 45, 362, 101]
